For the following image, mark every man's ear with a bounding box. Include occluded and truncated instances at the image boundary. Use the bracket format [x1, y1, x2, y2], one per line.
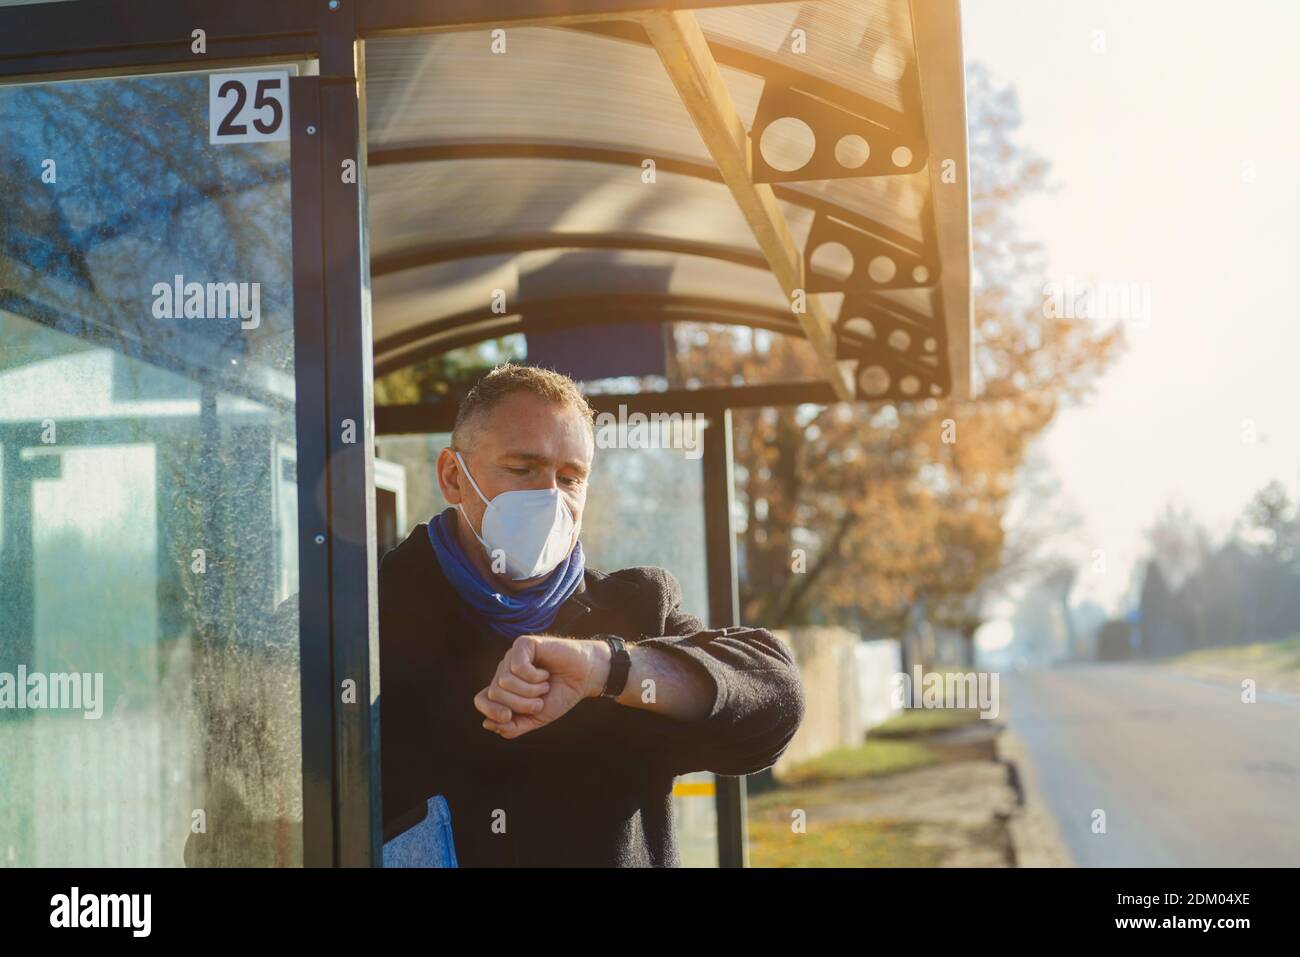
[436, 447, 463, 505]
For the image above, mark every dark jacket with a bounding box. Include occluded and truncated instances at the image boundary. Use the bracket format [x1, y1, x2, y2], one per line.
[378, 522, 806, 867]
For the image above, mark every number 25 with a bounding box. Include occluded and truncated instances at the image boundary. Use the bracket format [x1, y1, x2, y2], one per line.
[217, 78, 283, 137]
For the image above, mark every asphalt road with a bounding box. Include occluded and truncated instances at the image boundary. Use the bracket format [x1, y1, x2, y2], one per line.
[1005, 663, 1300, 866]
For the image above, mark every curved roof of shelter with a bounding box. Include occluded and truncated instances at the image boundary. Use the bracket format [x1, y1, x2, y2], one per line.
[364, 0, 971, 404]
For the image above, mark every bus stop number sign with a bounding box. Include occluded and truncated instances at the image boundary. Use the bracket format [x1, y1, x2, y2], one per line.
[209, 72, 290, 145]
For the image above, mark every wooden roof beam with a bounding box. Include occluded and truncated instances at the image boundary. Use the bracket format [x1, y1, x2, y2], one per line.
[637, 8, 855, 401]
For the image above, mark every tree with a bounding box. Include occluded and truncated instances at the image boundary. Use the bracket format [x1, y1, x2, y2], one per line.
[1240, 479, 1300, 565]
[1142, 502, 1212, 593]
[722, 63, 1122, 636]
[1137, 560, 1188, 657]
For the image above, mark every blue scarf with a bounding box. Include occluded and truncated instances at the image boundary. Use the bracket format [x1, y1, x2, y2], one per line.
[427, 507, 585, 639]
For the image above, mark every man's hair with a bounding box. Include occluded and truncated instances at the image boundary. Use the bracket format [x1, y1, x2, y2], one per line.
[451, 363, 595, 450]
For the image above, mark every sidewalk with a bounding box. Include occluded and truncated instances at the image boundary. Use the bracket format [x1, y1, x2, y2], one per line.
[749, 709, 1074, 867]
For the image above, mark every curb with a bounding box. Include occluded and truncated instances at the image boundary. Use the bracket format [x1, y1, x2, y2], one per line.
[994, 718, 1075, 868]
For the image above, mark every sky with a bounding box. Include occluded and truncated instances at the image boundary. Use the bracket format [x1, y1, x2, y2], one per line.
[962, 0, 1300, 615]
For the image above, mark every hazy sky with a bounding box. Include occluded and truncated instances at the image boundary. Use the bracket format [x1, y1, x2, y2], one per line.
[963, 0, 1300, 613]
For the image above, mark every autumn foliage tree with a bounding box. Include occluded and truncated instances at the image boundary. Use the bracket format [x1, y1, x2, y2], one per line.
[720, 64, 1123, 638]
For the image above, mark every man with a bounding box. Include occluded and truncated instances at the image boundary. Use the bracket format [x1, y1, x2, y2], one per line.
[379, 363, 806, 867]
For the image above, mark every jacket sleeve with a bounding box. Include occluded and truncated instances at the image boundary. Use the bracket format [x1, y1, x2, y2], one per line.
[609, 567, 807, 778]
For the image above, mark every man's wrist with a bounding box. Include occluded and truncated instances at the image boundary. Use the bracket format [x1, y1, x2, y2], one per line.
[586, 638, 612, 698]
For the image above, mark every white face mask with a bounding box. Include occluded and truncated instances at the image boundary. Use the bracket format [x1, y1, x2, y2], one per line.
[453, 450, 578, 581]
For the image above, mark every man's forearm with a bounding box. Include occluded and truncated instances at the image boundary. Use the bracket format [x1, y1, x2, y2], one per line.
[585, 641, 715, 721]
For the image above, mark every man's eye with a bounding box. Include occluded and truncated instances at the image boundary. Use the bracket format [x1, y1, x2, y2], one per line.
[562, 476, 584, 487]
[506, 467, 529, 475]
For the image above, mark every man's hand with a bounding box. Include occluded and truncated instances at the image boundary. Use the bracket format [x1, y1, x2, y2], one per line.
[475, 634, 611, 739]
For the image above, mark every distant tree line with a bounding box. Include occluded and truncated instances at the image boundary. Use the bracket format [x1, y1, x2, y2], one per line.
[1095, 483, 1300, 659]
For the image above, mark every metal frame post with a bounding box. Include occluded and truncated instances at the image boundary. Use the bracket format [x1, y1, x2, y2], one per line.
[289, 75, 336, 867]
[702, 408, 748, 868]
[317, 0, 381, 867]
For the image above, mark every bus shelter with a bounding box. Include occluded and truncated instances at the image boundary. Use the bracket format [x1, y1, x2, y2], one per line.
[0, 0, 970, 867]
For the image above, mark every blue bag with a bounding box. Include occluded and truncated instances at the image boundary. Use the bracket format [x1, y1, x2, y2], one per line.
[382, 794, 458, 868]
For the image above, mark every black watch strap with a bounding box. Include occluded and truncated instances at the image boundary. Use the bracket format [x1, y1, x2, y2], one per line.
[599, 635, 631, 699]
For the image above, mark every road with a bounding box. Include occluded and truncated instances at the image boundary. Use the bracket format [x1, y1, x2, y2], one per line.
[1005, 663, 1300, 866]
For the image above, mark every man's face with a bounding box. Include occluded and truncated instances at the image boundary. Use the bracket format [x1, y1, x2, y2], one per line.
[437, 391, 593, 587]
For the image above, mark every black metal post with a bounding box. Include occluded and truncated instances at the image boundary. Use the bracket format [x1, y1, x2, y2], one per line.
[289, 74, 336, 868]
[702, 407, 748, 868]
[318, 0, 382, 867]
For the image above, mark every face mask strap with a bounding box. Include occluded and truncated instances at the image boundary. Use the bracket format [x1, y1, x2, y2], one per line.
[450, 449, 495, 551]
[452, 449, 492, 507]
[455, 500, 490, 549]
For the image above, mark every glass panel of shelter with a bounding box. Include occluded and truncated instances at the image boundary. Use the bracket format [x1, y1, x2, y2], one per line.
[0, 62, 307, 866]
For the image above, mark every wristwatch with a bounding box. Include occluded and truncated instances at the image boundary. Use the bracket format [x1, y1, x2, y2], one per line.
[598, 635, 631, 700]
